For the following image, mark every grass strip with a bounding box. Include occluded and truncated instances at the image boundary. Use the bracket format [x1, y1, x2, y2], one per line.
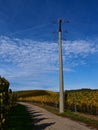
[60, 110, 98, 128]
[8, 104, 34, 130]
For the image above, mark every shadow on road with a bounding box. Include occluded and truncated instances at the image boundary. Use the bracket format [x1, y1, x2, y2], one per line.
[33, 117, 48, 123]
[26, 106, 56, 129]
[34, 122, 55, 130]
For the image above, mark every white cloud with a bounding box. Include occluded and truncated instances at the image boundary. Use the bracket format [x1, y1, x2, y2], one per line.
[63, 40, 98, 56]
[62, 40, 98, 67]
[0, 36, 98, 90]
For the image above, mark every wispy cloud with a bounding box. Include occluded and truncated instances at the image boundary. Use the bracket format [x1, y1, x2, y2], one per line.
[62, 40, 98, 67]
[0, 36, 98, 90]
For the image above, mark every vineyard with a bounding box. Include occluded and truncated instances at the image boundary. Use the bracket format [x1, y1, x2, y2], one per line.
[17, 90, 59, 107]
[0, 77, 16, 130]
[17, 89, 98, 115]
[65, 89, 98, 115]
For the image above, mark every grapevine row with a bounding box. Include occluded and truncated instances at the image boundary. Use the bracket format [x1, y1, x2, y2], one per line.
[0, 77, 16, 130]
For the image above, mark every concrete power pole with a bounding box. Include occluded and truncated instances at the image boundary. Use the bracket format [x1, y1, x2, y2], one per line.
[58, 19, 64, 113]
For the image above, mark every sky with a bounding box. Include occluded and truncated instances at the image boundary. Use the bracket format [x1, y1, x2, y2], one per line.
[0, 0, 98, 91]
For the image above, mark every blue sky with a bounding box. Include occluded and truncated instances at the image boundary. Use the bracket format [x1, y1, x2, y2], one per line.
[0, 0, 98, 91]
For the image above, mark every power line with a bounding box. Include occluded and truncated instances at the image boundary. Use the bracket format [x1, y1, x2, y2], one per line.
[6, 23, 51, 37]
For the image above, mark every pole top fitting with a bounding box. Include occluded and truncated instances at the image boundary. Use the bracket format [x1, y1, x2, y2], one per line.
[58, 19, 62, 32]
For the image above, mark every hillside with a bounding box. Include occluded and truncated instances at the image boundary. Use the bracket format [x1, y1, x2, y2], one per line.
[15, 89, 98, 115]
[15, 89, 58, 98]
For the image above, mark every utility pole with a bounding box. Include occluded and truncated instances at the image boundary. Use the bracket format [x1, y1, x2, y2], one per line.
[58, 19, 64, 113]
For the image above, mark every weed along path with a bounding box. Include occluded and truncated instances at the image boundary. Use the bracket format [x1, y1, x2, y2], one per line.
[19, 102, 96, 130]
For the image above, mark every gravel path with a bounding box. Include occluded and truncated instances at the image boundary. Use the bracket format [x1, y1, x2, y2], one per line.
[19, 102, 97, 130]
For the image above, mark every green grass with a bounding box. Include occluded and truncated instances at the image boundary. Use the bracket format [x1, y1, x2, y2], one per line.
[60, 110, 98, 129]
[8, 104, 34, 130]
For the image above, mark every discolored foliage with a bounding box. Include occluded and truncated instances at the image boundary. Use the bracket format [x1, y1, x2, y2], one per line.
[16, 89, 98, 115]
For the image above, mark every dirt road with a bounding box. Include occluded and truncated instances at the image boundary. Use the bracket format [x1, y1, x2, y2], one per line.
[19, 102, 96, 130]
